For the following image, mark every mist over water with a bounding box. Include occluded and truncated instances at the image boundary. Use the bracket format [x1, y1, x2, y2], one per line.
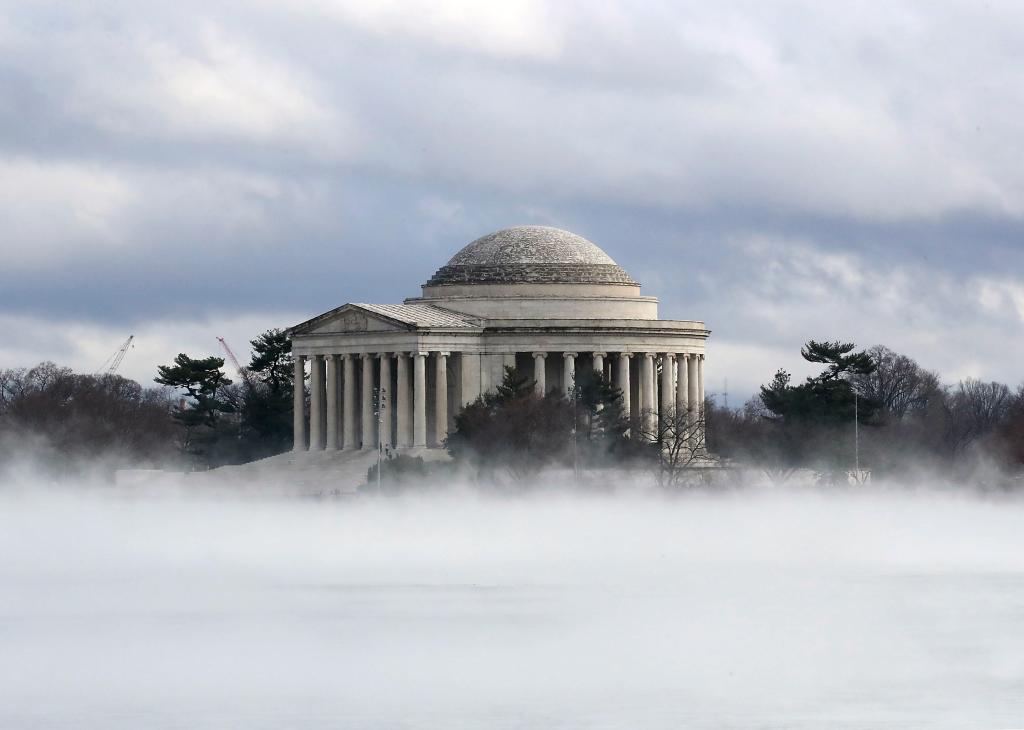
[2, 483, 1023, 729]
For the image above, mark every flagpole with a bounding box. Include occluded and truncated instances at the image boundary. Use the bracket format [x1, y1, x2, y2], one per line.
[854, 391, 860, 482]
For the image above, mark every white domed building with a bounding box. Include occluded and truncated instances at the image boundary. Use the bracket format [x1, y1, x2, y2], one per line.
[288, 226, 709, 452]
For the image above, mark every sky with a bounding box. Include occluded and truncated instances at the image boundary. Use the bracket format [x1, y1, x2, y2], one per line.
[1, 0, 1022, 403]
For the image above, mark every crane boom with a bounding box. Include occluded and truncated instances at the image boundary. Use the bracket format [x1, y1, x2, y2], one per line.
[95, 335, 134, 375]
[216, 336, 256, 392]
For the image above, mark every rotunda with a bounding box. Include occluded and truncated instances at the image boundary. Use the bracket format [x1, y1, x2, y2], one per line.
[288, 226, 709, 451]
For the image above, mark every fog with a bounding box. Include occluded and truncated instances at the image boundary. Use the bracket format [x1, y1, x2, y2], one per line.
[2, 483, 1023, 728]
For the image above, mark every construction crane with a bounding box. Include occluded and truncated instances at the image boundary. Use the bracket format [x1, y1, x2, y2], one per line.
[95, 335, 134, 375]
[216, 336, 257, 392]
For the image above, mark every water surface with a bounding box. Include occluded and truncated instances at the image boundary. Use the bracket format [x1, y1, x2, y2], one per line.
[2, 487, 1022, 728]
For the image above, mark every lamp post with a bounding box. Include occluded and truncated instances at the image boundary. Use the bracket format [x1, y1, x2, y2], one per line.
[570, 383, 580, 485]
[854, 390, 860, 483]
[373, 386, 386, 490]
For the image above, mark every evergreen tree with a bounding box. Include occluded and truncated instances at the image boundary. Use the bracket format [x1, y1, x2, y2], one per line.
[154, 354, 234, 467]
[447, 367, 574, 483]
[448, 366, 643, 483]
[248, 329, 293, 394]
[757, 340, 877, 474]
[800, 340, 875, 382]
[240, 329, 294, 458]
[570, 368, 646, 465]
[761, 341, 877, 426]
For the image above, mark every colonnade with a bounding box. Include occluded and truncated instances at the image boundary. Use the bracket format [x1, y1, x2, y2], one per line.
[294, 349, 705, 452]
[293, 351, 450, 452]
[531, 350, 704, 416]
[602, 351, 705, 439]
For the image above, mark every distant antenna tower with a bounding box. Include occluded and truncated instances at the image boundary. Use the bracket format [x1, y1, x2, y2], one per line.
[723, 377, 729, 409]
[95, 335, 134, 375]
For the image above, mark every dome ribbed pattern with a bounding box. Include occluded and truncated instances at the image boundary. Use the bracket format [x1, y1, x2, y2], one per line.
[426, 226, 637, 286]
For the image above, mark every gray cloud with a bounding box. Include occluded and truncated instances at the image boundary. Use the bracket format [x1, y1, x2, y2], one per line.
[1, 0, 1022, 397]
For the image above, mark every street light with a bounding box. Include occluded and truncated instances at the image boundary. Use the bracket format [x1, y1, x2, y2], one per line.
[854, 390, 861, 484]
[373, 386, 386, 490]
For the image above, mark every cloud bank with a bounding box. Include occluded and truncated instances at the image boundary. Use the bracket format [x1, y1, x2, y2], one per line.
[1, 1, 1022, 396]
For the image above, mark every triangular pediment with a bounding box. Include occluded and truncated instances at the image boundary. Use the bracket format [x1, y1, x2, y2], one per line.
[290, 304, 411, 335]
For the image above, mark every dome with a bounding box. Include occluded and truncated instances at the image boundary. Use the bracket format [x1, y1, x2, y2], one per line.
[425, 226, 638, 286]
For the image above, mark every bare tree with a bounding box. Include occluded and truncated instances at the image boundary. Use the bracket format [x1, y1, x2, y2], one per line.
[0, 362, 180, 478]
[993, 386, 1024, 468]
[941, 378, 1013, 454]
[639, 405, 715, 487]
[853, 345, 940, 420]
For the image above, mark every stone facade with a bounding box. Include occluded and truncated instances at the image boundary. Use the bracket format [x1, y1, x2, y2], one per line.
[288, 226, 709, 452]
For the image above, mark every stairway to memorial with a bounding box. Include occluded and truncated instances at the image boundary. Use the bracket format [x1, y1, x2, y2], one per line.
[191, 449, 382, 496]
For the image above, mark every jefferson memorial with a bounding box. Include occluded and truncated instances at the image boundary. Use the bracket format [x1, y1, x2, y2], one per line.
[288, 226, 709, 452]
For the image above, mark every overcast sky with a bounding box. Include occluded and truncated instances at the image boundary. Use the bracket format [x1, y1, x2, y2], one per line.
[2, 0, 1022, 402]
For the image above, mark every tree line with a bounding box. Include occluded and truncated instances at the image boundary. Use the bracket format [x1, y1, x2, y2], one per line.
[2, 331, 1021, 487]
[0, 362, 178, 478]
[389, 340, 1024, 488]
[706, 342, 1024, 485]
[0, 329, 294, 478]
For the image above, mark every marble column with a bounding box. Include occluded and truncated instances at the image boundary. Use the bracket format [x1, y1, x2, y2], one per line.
[361, 353, 376, 450]
[413, 352, 427, 447]
[325, 354, 340, 451]
[343, 355, 357, 450]
[396, 353, 411, 448]
[641, 353, 656, 439]
[533, 352, 547, 395]
[292, 355, 305, 451]
[697, 354, 705, 415]
[660, 353, 675, 417]
[592, 352, 607, 414]
[616, 353, 631, 424]
[697, 354, 706, 449]
[435, 352, 449, 446]
[653, 360, 659, 419]
[687, 352, 699, 422]
[676, 353, 688, 416]
[562, 352, 577, 396]
[378, 353, 391, 449]
[309, 355, 325, 451]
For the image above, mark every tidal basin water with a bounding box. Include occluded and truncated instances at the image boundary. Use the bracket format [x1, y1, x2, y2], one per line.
[2, 486, 1023, 728]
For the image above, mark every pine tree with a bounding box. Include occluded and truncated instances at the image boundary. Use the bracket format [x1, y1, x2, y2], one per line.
[154, 354, 233, 465]
[240, 329, 294, 457]
[756, 340, 878, 474]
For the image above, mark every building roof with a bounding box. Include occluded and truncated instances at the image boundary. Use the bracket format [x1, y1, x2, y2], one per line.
[287, 302, 483, 336]
[425, 226, 638, 287]
[351, 303, 481, 328]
